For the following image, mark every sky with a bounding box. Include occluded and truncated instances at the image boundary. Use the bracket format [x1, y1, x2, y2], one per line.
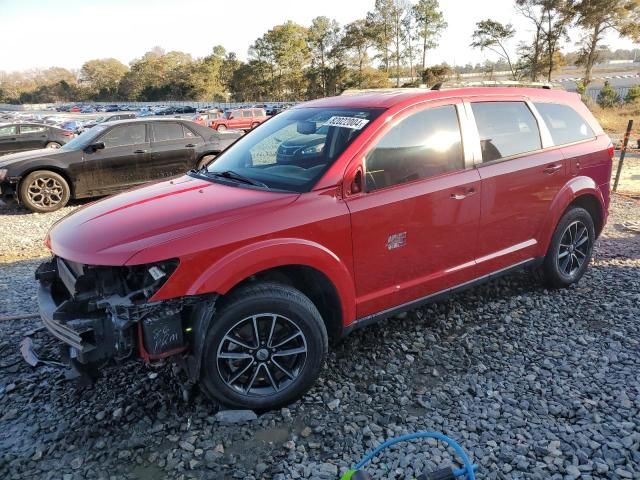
[0, 0, 637, 72]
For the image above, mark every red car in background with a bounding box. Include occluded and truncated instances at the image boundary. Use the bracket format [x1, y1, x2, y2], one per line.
[36, 86, 612, 410]
[69, 105, 81, 113]
[210, 108, 268, 131]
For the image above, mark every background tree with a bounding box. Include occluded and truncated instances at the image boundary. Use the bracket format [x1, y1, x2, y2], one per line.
[470, 20, 517, 79]
[540, 0, 574, 81]
[367, 0, 395, 72]
[80, 59, 128, 100]
[307, 16, 342, 96]
[413, 0, 447, 71]
[573, 0, 640, 87]
[516, 0, 546, 80]
[341, 20, 374, 88]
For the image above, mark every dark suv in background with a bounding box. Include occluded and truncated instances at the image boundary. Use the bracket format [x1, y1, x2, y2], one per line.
[0, 118, 242, 212]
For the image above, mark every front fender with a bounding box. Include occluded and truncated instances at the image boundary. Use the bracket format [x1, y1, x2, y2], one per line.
[537, 176, 606, 256]
[153, 238, 357, 326]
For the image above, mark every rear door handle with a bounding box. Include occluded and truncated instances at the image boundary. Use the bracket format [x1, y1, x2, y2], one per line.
[543, 164, 562, 174]
[133, 149, 147, 154]
[450, 187, 476, 200]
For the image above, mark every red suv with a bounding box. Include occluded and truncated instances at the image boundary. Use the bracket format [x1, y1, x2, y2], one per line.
[36, 87, 613, 410]
[210, 108, 268, 131]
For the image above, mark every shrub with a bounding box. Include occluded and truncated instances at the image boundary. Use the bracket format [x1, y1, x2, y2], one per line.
[597, 81, 621, 108]
[624, 84, 640, 104]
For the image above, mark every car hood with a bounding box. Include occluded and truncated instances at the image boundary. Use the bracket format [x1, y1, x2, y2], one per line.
[0, 148, 71, 168]
[48, 175, 299, 266]
[279, 133, 325, 150]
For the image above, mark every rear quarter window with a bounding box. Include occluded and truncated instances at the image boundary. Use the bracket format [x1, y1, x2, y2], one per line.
[533, 102, 595, 145]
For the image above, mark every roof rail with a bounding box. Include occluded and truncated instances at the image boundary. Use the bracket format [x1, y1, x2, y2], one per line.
[431, 80, 560, 90]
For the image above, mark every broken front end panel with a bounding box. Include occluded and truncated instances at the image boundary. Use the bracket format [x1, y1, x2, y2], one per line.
[35, 256, 215, 378]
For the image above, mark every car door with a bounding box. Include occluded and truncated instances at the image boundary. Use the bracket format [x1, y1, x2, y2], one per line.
[344, 100, 482, 318]
[466, 98, 566, 276]
[227, 111, 245, 130]
[17, 124, 48, 150]
[82, 123, 151, 195]
[0, 125, 19, 154]
[149, 121, 201, 179]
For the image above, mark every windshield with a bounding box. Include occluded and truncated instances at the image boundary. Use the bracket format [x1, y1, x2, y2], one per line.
[199, 107, 382, 192]
[61, 125, 107, 150]
[223, 111, 233, 119]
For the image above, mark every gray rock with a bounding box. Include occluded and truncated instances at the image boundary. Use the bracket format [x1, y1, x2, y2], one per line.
[214, 409, 258, 424]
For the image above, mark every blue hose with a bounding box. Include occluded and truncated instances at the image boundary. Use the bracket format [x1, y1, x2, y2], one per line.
[354, 431, 477, 479]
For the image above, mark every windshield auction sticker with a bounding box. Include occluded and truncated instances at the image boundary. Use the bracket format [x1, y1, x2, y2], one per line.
[324, 116, 369, 130]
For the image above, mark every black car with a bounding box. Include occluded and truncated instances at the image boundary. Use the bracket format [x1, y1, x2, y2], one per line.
[0, 123, 74, 155]
[78, 113, 137, 132]
[0, 118, 242, 213]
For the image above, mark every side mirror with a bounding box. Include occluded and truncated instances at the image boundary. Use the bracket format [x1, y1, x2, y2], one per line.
[86, 141, 105, 153]
[350, 170, 363, 195]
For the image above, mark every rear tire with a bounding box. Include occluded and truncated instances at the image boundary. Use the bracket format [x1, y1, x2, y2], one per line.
[200, 282, 328, 410]
[539, 207, 595, 289]
[19, 170, 70, 213]
[251, 122, 259, 129]
[45, 142, 62, 149]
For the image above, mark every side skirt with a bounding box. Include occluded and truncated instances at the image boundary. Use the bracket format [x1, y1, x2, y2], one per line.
[342, 257, 543, 336]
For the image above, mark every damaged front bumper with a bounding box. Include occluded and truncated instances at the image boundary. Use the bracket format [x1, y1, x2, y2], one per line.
[35, 256, 216, 378]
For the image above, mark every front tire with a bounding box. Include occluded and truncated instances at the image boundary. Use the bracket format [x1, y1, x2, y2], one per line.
[216, 124, 227, 132]
[19, 170, 71, 213]
[45, 141, 62, 149]
[540, 207, 595, 289]
[200, 282, 328, 410]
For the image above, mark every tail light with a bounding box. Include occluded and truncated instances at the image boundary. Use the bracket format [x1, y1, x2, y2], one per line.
[62, 130, 74, 137]
[607, 143, 615, 159]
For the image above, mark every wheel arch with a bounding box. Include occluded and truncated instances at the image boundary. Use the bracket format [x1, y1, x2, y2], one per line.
[154, 238, 356, 334]
[539, 176, 606, 254]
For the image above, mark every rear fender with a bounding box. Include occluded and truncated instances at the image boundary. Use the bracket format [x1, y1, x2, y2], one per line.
[156, 238, 356, 326]
[537, 176, 605, 256]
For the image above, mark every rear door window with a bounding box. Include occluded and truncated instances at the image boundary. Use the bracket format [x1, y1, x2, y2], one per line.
[152, 122, 185, 141]
[534, 102, 595, 145]
[470, 102, 542, 162]
[242, 110, 253, 118]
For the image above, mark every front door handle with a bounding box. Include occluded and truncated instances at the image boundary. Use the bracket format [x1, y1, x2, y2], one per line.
[543, 164, 562, 174]
[185, 143, 196, 148]
[133, 149, 147, 154]
[450, 187, 476, 200]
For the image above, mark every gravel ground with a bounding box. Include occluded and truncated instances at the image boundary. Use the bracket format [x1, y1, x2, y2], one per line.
[0, 196, 639, 480]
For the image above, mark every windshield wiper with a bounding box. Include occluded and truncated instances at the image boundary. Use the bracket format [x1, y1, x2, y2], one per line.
[206, 170, 269, 189]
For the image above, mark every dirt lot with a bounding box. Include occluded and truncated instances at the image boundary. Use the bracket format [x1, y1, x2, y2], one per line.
[0, 180, 638, 479]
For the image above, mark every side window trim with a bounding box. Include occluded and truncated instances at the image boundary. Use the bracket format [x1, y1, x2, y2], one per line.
[525, 100, 554, 148]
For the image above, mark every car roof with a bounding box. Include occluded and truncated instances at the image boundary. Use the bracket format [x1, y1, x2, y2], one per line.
[100, 117, 188, 126]
[299, 87, 581, 110]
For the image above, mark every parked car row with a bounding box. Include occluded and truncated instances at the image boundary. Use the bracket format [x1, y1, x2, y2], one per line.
[0, 118, 243, 212]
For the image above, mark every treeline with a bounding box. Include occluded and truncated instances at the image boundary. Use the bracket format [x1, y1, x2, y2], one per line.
[1, 0, 639, 104]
